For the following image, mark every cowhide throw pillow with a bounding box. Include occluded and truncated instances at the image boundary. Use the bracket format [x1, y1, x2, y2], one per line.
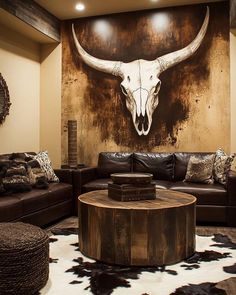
[33, 151, 59, 183]
[2, 162, 31, 192]
[213, 148, 236, 185]
[184, 154, 215, 184]
[27, 159, 49, 189]
[0, 160, 10, 194]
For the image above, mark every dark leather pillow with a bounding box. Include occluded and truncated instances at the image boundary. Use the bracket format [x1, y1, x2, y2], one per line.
[97, 152, 132, 178]
[133, 152, 174, 180]
[9, 153, 27, 161]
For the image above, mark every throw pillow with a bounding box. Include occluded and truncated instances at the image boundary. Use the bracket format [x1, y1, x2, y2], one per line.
[33, 151, 59, 182]
[213, 148, 236, 185]
[0, 160, 10, 176]
[213, 148, 228, 184]
[27, 159, 49, 189]
[184, 154, 215, 184]
[9, 152, 27, 161]
[0, 160, 10, 195]
[231, 157, 236, 172]
[2, 162, 31, 192]
[224, 153, 236, 175]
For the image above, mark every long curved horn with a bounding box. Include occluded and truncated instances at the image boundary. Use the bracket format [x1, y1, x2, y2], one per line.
[72, 24, 123, 77]
[156, 7, 209, 73]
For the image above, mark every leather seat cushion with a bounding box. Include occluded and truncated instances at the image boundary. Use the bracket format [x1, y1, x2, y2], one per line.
[16, 183, 73, 215]
[0, 195, 22, 221]
[83, 178, 111, 192]
[169, 181, 227, 205]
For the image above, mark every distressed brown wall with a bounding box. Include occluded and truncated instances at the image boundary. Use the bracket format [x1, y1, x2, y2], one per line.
[62, 1, 229, 166]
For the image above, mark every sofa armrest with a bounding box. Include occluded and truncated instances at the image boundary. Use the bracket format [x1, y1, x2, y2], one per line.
[72, 167, 97, 196]
[54, 169, 73, 185]
[227, 170, 236, 206]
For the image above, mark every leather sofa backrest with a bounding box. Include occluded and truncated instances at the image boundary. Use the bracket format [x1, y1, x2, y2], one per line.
[97, 152, 133, 178]
[174, 152, 215, 181]
[133, 152, 174, 180]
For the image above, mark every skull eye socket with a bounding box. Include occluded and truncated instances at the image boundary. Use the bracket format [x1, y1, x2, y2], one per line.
[127, 76, 130, 82]
[121, 84, 128, 96]
[154, 81, 161, 95]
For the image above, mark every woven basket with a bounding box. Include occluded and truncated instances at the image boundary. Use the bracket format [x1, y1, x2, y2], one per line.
[0, 222, 49, 295]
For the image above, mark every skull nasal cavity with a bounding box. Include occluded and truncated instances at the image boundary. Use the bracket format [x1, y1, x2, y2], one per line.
[137, 113, 149, 132]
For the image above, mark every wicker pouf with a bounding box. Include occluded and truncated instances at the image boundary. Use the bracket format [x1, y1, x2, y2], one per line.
[0, 222, 49, 295]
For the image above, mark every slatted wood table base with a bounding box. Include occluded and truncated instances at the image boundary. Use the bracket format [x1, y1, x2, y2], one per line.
[78, 189, 196, 266]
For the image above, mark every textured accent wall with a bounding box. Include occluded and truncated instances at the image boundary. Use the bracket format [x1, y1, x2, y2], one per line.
[62, 2, 229, 166]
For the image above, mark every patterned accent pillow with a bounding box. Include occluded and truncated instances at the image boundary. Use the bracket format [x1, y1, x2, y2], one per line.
[34, 151, 59, 183]
[231, 157, 236, 172]
[184, 154, 215, 184]
[213, 148, 236, 185]
[213, 148, 228, 184]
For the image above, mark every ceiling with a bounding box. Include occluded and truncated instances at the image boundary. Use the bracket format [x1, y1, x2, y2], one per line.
[35, 0, 222, 20]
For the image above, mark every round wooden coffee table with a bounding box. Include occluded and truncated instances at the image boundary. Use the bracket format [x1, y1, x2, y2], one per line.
[78, 189, 196, 266]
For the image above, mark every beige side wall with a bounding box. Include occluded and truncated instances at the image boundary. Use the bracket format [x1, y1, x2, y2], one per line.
[0, 24, 40, 154]
[40, 44, 62, 168]
[230, 32, 236, 153]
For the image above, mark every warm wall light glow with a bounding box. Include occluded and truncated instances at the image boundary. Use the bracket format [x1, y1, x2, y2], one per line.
[75, 3, 85, 11]
[93, 20, 113, 41]
[151, 0, 159, 2]
[151, 13, 169, 32]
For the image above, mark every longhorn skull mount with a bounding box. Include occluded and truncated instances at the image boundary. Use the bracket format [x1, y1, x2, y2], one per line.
[72, 7, 209, 136]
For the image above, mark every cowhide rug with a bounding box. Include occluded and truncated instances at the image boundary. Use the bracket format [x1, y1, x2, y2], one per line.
[40, 228, 236, 295]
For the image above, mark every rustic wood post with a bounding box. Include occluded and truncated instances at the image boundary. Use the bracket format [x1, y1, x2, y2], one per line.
[68, 120, 77, 168]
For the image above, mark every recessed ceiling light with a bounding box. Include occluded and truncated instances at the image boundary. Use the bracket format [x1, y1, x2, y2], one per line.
[75, 3, 85, 11]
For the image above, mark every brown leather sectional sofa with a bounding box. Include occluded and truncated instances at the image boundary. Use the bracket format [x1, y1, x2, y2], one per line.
[74, 152, 236, 226]
[0, 154, 74, 227]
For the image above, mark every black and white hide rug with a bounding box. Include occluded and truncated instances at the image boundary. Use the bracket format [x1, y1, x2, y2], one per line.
[40, 228, 236, 295]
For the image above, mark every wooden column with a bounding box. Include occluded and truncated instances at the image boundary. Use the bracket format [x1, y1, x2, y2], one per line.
[68, 120, 77, 168]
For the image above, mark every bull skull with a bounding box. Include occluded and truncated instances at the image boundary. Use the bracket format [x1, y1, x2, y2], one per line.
[72, 7, 209, 136]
